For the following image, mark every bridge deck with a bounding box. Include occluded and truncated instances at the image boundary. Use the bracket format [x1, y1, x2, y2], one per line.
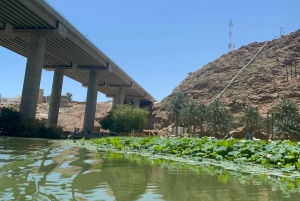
[0, 0, 155, 104]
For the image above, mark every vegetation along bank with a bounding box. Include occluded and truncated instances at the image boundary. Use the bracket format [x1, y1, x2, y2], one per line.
[63, 136, 300, 179]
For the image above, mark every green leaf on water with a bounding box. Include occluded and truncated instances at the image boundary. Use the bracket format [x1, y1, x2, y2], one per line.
[153, 145, 163, 151]
[281, 165, 295, 172]
[228, 151, 240, 157]
[270, 154, 283, 162]
[216, 155, 223, 161]
[213, 146, 227, 153]
[234, 157, 247, 164]
[295, 162, 300, 169]
[284, 155, 295, 160]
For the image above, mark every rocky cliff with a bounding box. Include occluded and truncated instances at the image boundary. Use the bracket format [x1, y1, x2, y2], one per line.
[150, 29, 300, 131]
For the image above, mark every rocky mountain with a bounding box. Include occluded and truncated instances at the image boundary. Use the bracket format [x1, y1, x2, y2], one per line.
[150, 29, 300, 131]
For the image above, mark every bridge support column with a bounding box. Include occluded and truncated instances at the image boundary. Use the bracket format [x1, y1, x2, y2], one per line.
[47, 69, 64, 128]
[83, 69, 99, 132]
[116, 87, 124, 105]
[112, 97, 117, 108]
[20, 33, 46, 119]
[133, 97, 140, 108]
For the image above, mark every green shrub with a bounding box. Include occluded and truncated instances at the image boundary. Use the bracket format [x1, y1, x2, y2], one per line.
[0, 107, 61, 138]
[0, 107, 21, 134]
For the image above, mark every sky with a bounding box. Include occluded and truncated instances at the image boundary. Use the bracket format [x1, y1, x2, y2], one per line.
[1, 0, 300, 102]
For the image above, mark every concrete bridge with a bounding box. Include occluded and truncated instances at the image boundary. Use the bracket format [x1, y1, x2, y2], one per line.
[0, 0, 155, 132]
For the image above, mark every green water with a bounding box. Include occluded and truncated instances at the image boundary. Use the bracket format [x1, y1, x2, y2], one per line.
[0, 137, 300, 201]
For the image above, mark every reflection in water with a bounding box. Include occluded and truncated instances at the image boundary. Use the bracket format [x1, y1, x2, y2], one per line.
[100, 152, 149, 201]
[0, 137, 300, 201]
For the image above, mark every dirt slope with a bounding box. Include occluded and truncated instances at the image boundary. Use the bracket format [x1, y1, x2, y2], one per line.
[0, 102, 112, 131]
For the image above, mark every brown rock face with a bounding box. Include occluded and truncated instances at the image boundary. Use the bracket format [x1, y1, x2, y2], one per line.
[149, 29, 300, 130]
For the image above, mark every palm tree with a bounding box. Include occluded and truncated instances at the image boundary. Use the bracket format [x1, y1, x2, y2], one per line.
[206, 100, 233, 138]
[239, 105, 261, 134]
[167, 91, 187, 137]
[181, 100, 200, 137]
[274, 116, 300, 140]
[273, 99, 298, 120]
[273, 99, 300, 139]
[198, 104, 207, 138]
[66, 92, 73, 101]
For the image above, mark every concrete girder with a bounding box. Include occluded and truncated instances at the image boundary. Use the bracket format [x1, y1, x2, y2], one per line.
[109, 65, 132, 86]
[0, 21, 66, 40]
[108, 82, 134, 89]
[44, 65, 111, 71]
[66, 31, 108, 66]
[0, 22, 71, 67]
[19, 0, 57, 28]
[106, 94, 146, 99]
[82, 82, 107, 88]
[0, 21, 5, 29]
[14, 35, 72, 67]
[0, 22, 15, 39]
[0, 0, 157, 105]
[45, 48, 72, 67]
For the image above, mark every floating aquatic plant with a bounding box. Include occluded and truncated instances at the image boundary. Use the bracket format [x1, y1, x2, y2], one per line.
[63, 136, 300, 180]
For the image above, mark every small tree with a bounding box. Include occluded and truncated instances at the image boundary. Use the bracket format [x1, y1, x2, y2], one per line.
[206, 100, 233, 137]
[239, 105, 262, 134]
[66, 92, 73, 101]
[100, 111, 115, 131]
[100, 104, 149, 133]
[132, 107, 149, 133]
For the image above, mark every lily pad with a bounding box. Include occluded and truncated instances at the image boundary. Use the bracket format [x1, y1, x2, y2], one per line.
[270, 154, 283, 163]
[228, 151, 240, 157]
[281, 165, 295, 172]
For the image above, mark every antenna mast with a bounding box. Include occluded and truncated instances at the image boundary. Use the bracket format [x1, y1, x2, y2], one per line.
[228, 19, 233, 52]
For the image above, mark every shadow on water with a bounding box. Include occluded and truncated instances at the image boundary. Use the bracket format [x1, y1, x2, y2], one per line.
[1, 137, 300, 201]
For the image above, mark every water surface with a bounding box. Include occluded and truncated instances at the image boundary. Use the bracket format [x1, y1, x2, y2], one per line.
[0, 137, 299, 201]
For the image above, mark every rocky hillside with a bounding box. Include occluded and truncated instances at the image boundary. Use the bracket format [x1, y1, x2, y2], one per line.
[150, 29, 300, 131]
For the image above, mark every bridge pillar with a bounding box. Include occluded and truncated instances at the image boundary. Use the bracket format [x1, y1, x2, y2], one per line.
[133, 97, 140, 108]
[83, 69, 99, 132]
[20, 33, 46, 119]
[116, 87, 124, 105]
[47, 69, 64, 128]
[112, 97, 117, 108]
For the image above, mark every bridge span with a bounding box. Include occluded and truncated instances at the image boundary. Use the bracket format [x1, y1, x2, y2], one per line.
[0, 0, 155, 132]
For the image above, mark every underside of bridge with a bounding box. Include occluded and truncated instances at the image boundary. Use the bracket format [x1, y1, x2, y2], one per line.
[0, 0, 155, 132]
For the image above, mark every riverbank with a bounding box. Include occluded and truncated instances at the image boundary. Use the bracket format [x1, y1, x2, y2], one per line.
[60, 136, 300, 179]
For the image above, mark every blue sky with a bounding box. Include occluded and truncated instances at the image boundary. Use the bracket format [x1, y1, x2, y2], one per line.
[1, 0, 300, 102]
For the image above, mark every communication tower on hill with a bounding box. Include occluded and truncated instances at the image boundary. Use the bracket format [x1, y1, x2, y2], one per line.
[228, 19, 233, 52]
